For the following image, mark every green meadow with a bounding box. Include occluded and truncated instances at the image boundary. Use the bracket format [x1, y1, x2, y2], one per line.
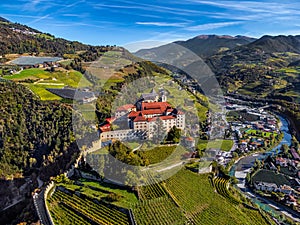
[4, 68, 92, 100]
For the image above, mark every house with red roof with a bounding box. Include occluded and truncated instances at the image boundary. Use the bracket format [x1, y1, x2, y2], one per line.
[115, 104, 136, 120]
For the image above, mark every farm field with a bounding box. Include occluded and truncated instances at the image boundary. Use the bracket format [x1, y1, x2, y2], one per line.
[3, 68, 92, 100]
[86, 50, 132, 87]
[75, 103, 96, 121]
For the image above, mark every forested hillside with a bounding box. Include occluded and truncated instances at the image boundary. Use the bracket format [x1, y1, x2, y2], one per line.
[0, 17, 111, 57]
[0, 81, 78, 179]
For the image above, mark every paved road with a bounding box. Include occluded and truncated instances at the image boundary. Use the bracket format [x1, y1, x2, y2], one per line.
[33, 190, 52, 225]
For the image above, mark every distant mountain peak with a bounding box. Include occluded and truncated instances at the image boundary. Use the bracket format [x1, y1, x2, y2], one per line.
[195, 35, 236, 40]
[0, 16, 10, 23]
[135, 34, 256, 59]
[248, 35, 300, 53]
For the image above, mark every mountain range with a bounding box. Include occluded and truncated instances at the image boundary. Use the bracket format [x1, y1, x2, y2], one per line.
[135, 34, 256, 59]
[135, 34, 300, 61]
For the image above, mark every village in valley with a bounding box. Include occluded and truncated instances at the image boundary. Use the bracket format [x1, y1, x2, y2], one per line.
[247, 141, 300, 213]
[2, 51, 300, 223]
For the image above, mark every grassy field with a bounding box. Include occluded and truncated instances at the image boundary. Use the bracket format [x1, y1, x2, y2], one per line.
[27, 84, 63, 100]
[75, 104, 97, 121]
[58, 179, 138, 208]
[137, 145, 177, 164]
[245, 129, 277, 138]
[3, 68, 92, 100]
[48, 189, 131, 225]
[198, 139, 234, 151]
[4, 68, 49, 80]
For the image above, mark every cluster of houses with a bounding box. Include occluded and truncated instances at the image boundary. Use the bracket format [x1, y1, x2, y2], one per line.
[254, 182, 299, 208]
[99, 89, 186, 142]
[228, 105, 279, 153]
[254, 182, 295, 195]
[254, 147, 300, 210]
[10, 27, 37, 35]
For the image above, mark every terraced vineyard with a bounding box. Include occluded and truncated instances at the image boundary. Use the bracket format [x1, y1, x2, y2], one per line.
[213, 177, 240, 205]
[165, 169, 270, 225]
[132, 196, 185, 225]
[48, 189, 131, 225]
[137, 172, 168, 200]
[48, 169, 272, 225]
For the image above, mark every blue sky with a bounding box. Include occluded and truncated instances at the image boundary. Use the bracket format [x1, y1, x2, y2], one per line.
[2, 0, 300, 51]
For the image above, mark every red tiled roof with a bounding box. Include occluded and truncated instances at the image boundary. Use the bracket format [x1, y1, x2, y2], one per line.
[177, 110, 184, 115]
[276, 157, 286, 162]
[116, 104, 135, 112]
[100, 124, 111, 132]
[105, 117, 116, 124]
[142, 109, 164, 115]
[186, 137, 194, 141]
[134, 116, 147, 122]
[128, 111, 141, 117]
[141, 102, 171, 111]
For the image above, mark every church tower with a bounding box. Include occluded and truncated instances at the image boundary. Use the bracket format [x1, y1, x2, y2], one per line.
[161, 94, 167, 102]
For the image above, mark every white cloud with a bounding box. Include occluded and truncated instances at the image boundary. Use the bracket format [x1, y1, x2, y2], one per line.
[62, 13, 89, 18]
[136, 22, 186, 27]
[27, 14, 50, 24]
[90, 1, 206, 17]
[185, 21, 243, 31]
[188, 0, 300, 15]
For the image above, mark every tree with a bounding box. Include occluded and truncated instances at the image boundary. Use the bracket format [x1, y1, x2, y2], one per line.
[233, 152, 238, 159]
[254, 159, 261, 170]
[246, 173, 251, 184]
[152, 118, 166, 144]
[281, 144, 289, 156]
[165, 126, 181, 143]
